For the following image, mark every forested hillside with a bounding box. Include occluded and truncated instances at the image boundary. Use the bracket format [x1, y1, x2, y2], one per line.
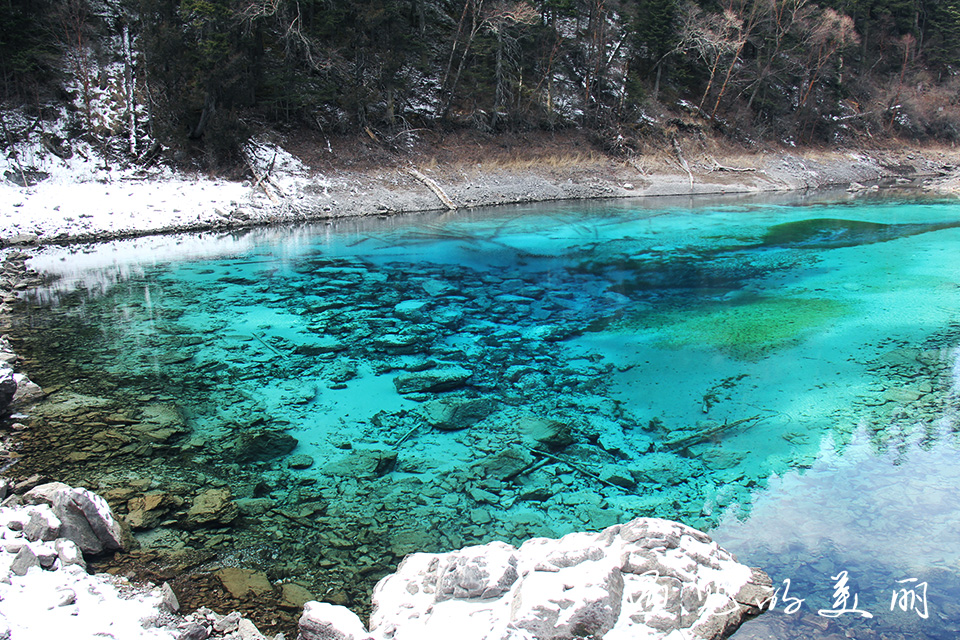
[2, 0, 959, 168]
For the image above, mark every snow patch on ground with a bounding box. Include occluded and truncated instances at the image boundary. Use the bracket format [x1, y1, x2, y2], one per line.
[1, 175, 253, 240]
[0, 565, 177, 640]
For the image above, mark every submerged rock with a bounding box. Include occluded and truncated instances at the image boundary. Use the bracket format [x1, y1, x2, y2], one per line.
[471, 446, 535, 481]
[326, 448, 397, 479]
[393, 300, 430, 321]
[287, 454, 315, 470]
[183, 488, 239, 528]
[302, 517, 772, 640]
[125, 492, 180, 530]
[517, 416, 574, 451]
[216, 567, 275, 599]
[280, 583, 315, 610]
[393, 366, 472, 394]
[131, 404, 188, 445]
[422, 396, 497, 431]
[629, 451, 701, 486]
[231, 430, 298, 463]
[295, 336, 346, 355]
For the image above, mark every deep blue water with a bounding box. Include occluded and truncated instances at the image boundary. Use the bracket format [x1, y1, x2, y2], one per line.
[14, 192, 960, 637]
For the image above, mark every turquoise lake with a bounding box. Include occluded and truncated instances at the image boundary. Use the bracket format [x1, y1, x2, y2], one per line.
[11, 192, 960, 637]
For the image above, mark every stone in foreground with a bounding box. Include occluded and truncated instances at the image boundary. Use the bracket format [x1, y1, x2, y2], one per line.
[297, 517, 773, 640]
[23, 483, 124, 555]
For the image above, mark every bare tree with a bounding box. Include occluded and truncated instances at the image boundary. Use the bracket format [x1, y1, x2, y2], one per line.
[57, 0, 95, 129]
[482, 1, 539, 125]
[797, 8, 857, 107]
[886, 33, 916, 128]
[123, 20, 136, 155]
[744, 0, 809, 111]
[709, 0, 763, 118]
[678, 2, 744, 115]
[441, 0, 486, 119]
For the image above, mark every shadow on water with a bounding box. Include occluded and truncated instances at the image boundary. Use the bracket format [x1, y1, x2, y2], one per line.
[758, 217, 960, 249]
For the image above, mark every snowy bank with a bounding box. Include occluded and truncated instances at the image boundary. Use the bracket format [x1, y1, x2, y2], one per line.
[0, 480, 773, 640]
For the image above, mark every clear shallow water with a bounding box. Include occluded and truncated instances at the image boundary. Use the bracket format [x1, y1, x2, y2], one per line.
[10, 193, 960, 636]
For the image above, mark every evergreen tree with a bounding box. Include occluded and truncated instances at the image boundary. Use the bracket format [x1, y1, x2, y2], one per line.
[0, 0, 61, 102]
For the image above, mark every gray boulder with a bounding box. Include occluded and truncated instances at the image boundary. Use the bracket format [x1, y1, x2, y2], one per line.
[357, 517, 773, 640]
[24, 483, 124, 555]
[54, 539, 85, 567]
[0, 367, 16, 414]
[0, 367, 42, 414]
[435, 542, 520, 601]
[10, 545, 39, 576]
[10, 372, 44, 410]
[23, 505, 61, 542]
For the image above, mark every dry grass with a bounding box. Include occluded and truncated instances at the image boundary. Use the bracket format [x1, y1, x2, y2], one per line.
[418, 156, 439, 171]
[474, 150, 607, 172]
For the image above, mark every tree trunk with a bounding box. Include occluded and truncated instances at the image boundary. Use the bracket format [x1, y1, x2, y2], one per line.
[190, 91, 216, 139]
[123, 22, 137, 155]
[442, 1, 483, 120]
[493, 28, 504, 127]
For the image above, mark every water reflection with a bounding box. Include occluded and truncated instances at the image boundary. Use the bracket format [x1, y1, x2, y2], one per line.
[717, 417, 960, 639]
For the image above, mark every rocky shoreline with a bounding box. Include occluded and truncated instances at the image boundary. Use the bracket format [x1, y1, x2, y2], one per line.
[0, 476, 286, 640]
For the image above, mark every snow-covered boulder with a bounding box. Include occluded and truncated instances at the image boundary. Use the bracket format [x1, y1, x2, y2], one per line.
[23, 483, 124, 555]
[299, 517, 773, 640]
[299, 601, 370, 640]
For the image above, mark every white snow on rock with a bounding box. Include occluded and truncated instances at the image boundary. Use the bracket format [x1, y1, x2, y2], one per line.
[0, 487, 174, 640]
[22, 483, 124, 555]
[298, 601, 369, 640]
[299, 517, 773, 640]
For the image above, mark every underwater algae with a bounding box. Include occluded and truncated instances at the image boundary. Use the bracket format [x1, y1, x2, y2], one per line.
[607, 296, 852, 360]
